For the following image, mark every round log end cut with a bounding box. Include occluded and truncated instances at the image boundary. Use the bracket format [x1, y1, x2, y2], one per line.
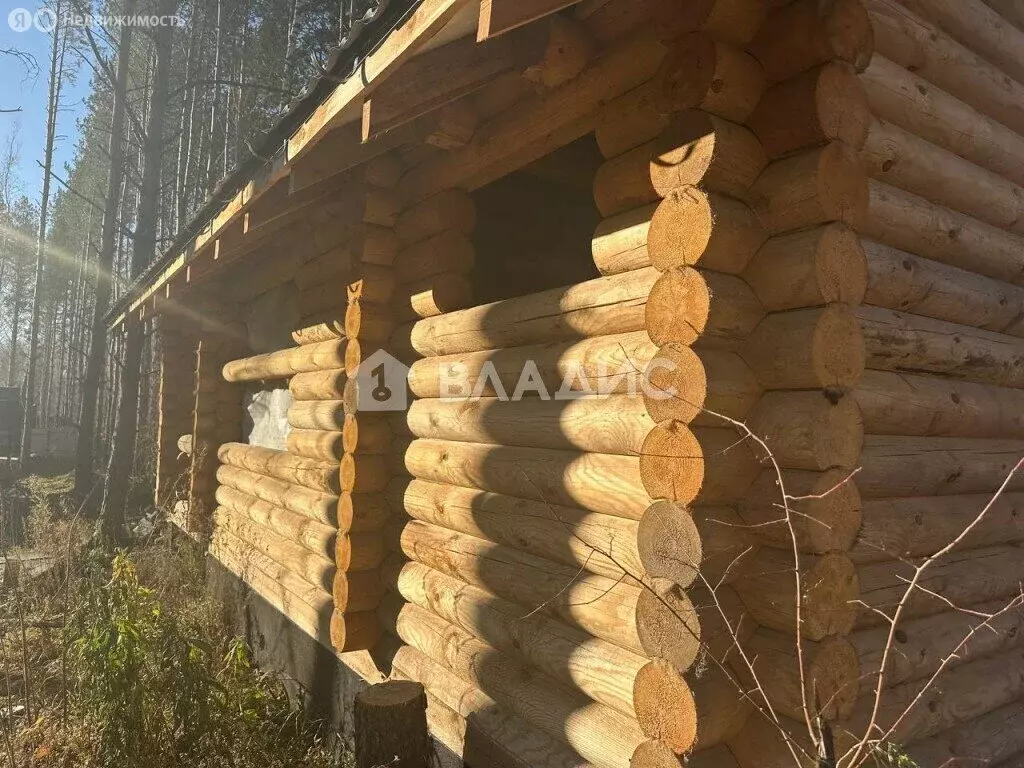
[640, 421, 705, 503]
[805, 553, 859, 638]
[630, 739, 686, 768]
[812, 304, 866, 392]
[816, 223, 868, 306]
[643, 342, 707, 424]
[818, 141, 869, 228]
[637, 500, 703, 588]
[647, 267, 711, 346]
[651, 110, 766, 199]
[633, 659, 698, 753]
[648, 189, 713, 271]
[656, 33, 717, 115]
[811, 636, 861, 720]
[636, 577, 701, 671]
[827, 0, 874, 73]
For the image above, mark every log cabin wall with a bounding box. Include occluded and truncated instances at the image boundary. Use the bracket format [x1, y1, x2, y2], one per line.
[144, 0, 1024, 764]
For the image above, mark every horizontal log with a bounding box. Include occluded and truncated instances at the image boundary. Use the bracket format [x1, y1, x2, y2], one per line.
[392, 559, 655, 720]
[734, 549, 859, 640]
[405, 331, 700, 419]
[340, 453, 389, 493]
[867, 0, 1024, 140]
[747, 390, 863, 470]
[340, 491, 392, 534]
[592, 140, 662, 218]
[687, 426, 763, 505]
[648, 188, 767, 274]
[335, 531, 387, 577]
[286, 429, 345, 461]
[292, 319, 344, 346]
[217, 442, 340, 494]
[853, 492, 1024, 565]
[749, 142, 868, 234]
[222, 339, 346, 382]
[647, 268, 764, 349]
[396, 272, 474, 319]
[859, 435, 1024, 498]
[636, 500, 703, 588]
[861, 55, 1024, 188]
[748, 0, 874, 83]
[402, 266, 658, 357]
[386, 600, 648, 768]
[213, 505, 334, 591]
[215, 463, 338, 527]
[393, 230, 476, 284]
[655, 34, 765, 124]
[747, 62, 871, 158]
[733, 630, 860, 722]
[684, 349, 762, 428]
[741, 306, 865, 391]
[646, 0, 766, 45]
[345, 264, 397, 307]
[395, 189, 476, 246]
[907, 702, 1024, 768]
[389, 477, 644, 581]
[396, 437, 651, 518]
[856, 545, 1024, 628]
[391, 644, 586, 768]
[649, 110, 767, 199]
[329, 609, 380, 653]
[899, 0, 1024, 86]
[396, 518, 647, 656]
[594, 82, 667, 160]
[288, 399, 346, 431]
[856, 305, 1024, 389]
[741, 223, 867, 312]
[591, 203, 655, 275]
[840, 647, 1024, 748]
[342, 414, 392, 455]
[295, 247, 353, 292]
[864, 240, 1024, 335]
[398, 394, 653, 456]
[210, 526, 332, 643]
[850, 597, 1024, 689]
[344, 301, 394, 344]
[861, 117, 1024, 234]
[862, 180, 1024, 286]
[214, 484, 335, 559]
[289, 368, 348, 401]
[855, 369, 1024, 439]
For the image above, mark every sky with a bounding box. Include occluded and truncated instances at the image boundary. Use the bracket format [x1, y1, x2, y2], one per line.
[0, 0, 91, 205]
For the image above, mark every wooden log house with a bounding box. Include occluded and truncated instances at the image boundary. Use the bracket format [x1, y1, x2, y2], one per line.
[113, 0, 1024, 764]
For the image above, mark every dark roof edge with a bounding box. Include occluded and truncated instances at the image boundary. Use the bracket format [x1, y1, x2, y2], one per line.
[107, 0, 423, 324]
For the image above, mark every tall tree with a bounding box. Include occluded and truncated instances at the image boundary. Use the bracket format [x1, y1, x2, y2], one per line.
[100, 0, 177, 539]
[21, 0, 69, 461]
[74, 0, 138, 496]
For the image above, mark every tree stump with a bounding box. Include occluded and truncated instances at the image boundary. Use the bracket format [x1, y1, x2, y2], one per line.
[354, 680, 430, 768]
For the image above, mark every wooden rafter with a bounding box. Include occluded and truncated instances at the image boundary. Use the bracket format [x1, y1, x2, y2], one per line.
[478, 0, 583, 40]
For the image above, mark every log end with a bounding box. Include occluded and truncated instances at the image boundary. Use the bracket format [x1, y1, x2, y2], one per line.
[637, 577, 702, 671]
[812, 305, 866, 392]
[630, 739, 685, 768]
[811, 636, 861, 721]
[647, 267, 712, 346]
[643, 342, 708, 424]
[633, 659, 698, 753]
[819, 141, 869, 228]
[640, 421, 705, 503]
[655, 33, 717, 115]
[638, 501, 703, 588]
[805, 553, 859, 639]
[648, 189, 712, 271]
[827, 0, 875, 73]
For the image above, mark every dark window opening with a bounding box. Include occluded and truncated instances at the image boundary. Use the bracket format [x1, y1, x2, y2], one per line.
[471, 134, 603, 305]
